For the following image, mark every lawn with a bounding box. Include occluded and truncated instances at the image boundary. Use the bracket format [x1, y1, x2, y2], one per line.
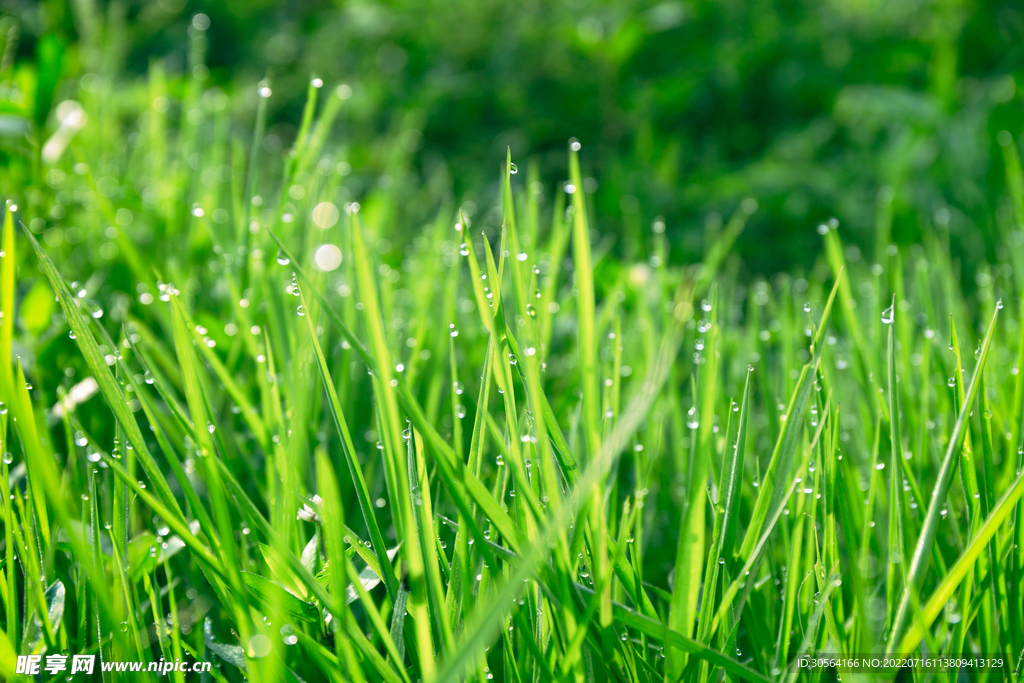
[2, 2, 1024, 682]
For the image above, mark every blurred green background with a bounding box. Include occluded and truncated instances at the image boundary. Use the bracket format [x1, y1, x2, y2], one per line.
[3, 0, 1024, 274]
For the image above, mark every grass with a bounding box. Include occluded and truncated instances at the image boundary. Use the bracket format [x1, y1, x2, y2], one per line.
[3, 50, 1024, 683]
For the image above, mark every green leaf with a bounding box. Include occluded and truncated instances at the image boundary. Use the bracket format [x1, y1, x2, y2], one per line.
[18, 280, 54, 335]
[33, 34, 64, 129]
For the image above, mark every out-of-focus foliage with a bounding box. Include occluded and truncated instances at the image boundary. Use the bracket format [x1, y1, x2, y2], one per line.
[2, 0, 1024, 272]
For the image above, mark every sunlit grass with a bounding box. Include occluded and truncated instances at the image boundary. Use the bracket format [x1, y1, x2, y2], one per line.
[2, 45, 1024, 683]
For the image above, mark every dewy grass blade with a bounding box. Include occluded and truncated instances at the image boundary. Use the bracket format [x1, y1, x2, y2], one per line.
[0, 412, 17, 648]
[0, 205, 14, 392]
[568, 140, 600, 459]
[180, 306, 268, 447]
[887, 303, 1001, 653]
[299, 287, 398, 599]
[667, 288, 719, 676]
[721, 367, 753, 565]
[885, 298, 906, 633]
[23, 226, 181, 516]
[166, 297, 253, 642]
[435, 280, 694, 683]
[823, 229, 887, 420]
[737, 273, 841, 562]
[896, 467, 1024, 657]
[347, 208, 436, 679]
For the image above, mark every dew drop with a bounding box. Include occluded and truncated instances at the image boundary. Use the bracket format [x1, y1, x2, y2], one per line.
[276, 250, 290, 265]
[881, 305, 894, 324]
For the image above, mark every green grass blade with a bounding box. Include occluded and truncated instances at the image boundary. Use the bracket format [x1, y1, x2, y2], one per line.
[22, 225, 180, 516]
[887, 304, 1001, 653]
[299, 287, 398, 599]
[737, 272, 841, 561]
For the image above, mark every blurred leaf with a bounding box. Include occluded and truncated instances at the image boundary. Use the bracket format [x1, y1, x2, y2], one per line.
[33, 34, 63, 129]
[241, 571, 320, 624]
[18, 279, 54, 335]
[0, 627, 15, 678]
[22, 580, 64, 652]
